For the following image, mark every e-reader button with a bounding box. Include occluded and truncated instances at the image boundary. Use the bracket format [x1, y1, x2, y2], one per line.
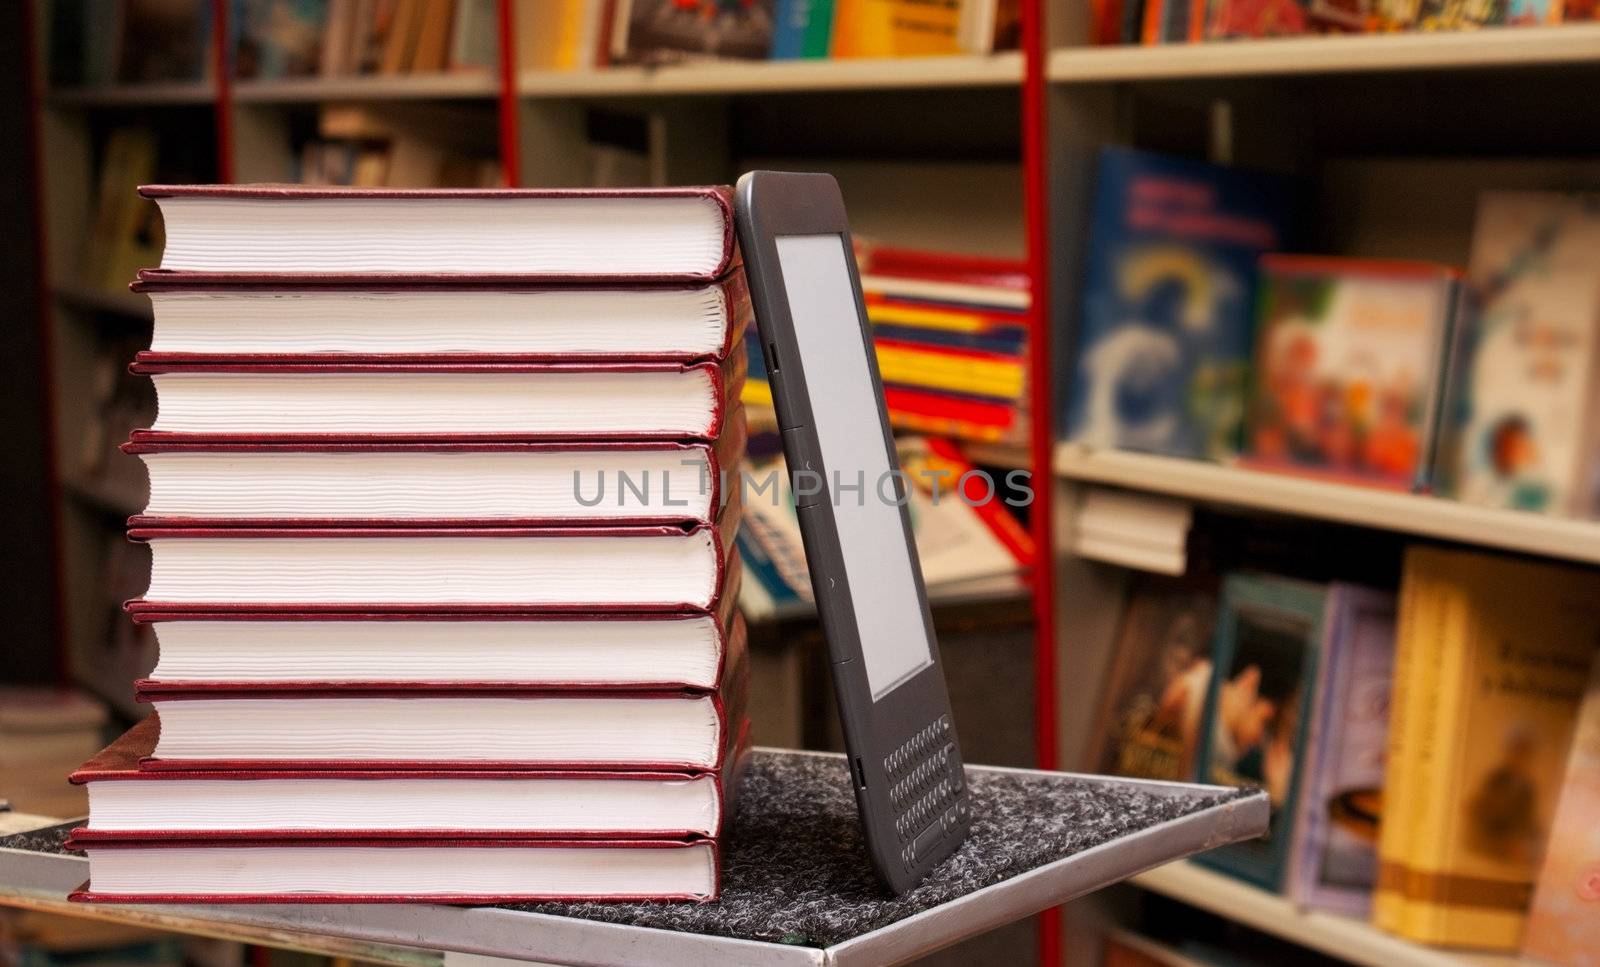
[909, 819, 945, 864]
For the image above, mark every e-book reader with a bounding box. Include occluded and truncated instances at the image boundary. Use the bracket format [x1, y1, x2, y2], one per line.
[734, 170, 971, 893]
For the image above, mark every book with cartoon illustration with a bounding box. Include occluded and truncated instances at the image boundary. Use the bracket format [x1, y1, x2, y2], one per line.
[1441, 192, 1600, 518]
[1065, 147, 1293, 462]
[1244, 255, 1461, 490]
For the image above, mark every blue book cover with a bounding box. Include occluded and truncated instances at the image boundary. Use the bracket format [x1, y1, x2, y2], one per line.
[1065, 147, 1292, 461]
[1195, 572, 1326, 891]
[771, 0, 834, 58]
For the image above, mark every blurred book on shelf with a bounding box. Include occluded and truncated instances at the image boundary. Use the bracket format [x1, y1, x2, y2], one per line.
[1374, 546, 1600, 951]
[82, 130, 163, 294]
[1521, 651, 1600, 967]
[831, 0, 1019, 55]
[1439, 191, 1600, 519]
[612, 0, 776, 63]
[1242, 256, 1461, 491]
[1064, 146, 1293, 462]
[737, 437, 1029, 622]
[1283, 584, 1395, 917]
[772, 0, 836, 57]
[49, 0, 213, 87]
[1085, 573, 1221, 783]
[1096, 0, 1597, 43]
[1194, 572, 1325, 892]
[294, 104, 502, 186]
[77, 336, 156, 509]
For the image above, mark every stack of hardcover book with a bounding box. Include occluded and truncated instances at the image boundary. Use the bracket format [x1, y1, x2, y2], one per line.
[68, 185, 750, 904]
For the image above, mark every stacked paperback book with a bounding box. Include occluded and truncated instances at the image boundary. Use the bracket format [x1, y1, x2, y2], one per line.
[68, 185, 751, 903]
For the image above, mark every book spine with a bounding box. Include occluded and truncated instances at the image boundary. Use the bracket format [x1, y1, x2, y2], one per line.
[1395, 562, 1472, 942]
[1372, 553, 1423, 931]
[1284, 588, 1343, 907]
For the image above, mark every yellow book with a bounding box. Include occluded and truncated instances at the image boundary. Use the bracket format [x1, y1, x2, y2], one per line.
[1371, 552, 1427, 932]
[831, 0, 963, 57]
[1386, 547, 1600, 951]
[873, 344, 1024, 398]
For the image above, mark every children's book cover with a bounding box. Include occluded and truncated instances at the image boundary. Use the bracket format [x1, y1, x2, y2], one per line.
[1286, 584, 1396, 916]
[1066, 147, 1293, 462]
[1195, 572, 1325, 890]
[1445, 192, 1600, 517]
[1244, 255, 1460, 489]
[1522, 654, 1600, 967]
[1086, 574, 1221, 783]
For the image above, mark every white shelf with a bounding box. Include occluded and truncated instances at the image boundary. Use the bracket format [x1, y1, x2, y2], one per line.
[519, 53, 1023, 98]
[52, 282, 152, 321]
[1048, 23, 1600, 83]
[48, 81, 215, 107]
[1054, 445, 1600, 567]
[1131, 862, 1514, 967]
[234, 72, 499, 104]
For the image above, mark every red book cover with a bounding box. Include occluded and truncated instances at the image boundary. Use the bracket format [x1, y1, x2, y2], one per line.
[135, 184, 738, 286]
[125, 498, 742, 615]
[67, 836, 724, 903]
[126, 352, 747, 444]
[131, 632, 750, 774]
[123, 407, 748, 529]
[67, 715, 751, 841]
[133, 608, 747, 694]
[130, 271, 751, 365]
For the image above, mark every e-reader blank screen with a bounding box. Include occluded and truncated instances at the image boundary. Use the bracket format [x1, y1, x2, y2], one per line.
[774, 233, 934, 700]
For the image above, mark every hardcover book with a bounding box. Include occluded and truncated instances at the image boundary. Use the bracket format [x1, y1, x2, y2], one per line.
[134, 640, 748, 772]
[1065, 147, 1292, 461]
[133, 272, 751, 362]
[137, 184, 738, 283]
[127, 504, 740, 613]
[127, 408, 747, 527]
[127, 354, 745, 442]
[1521, 655, 1600, 967]
[1244, 255, 1461, 490]
[134, 585, 743, 692]
[1194, 572, 1325, 890]
[1378, 546, 1600, 950]
[70, 714, 749, 840]
[70, 835, 724, 903]
[1285, 583, 1396, 916]
[1442, 192, 1600, 517]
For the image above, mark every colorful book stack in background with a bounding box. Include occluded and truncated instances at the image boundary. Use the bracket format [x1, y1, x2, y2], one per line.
[67, 185, 749, 903]
[745, 245, 1032, 447]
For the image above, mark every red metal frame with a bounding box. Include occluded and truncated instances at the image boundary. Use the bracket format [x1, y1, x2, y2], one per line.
[1021, 0, 1060, 962]
[496, 0, 522, 187]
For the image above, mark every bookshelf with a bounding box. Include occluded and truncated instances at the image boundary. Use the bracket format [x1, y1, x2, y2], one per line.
[1046, 23, 1600, 82]
[1040, 8, 1600, 967]
[1054, 445, 1600, 568]
[1129, 863, 1516, 967]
